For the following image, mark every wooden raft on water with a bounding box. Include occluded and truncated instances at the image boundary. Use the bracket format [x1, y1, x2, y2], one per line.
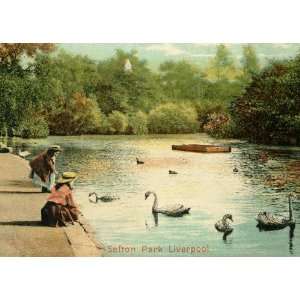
[171, 144, 231, 153]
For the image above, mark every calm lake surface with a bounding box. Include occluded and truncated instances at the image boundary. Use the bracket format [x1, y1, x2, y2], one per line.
[10, 134, 300, 256]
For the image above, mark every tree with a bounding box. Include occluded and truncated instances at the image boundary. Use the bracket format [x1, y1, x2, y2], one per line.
[207, 44, 237, 80]
[231, 56, 300, 145]
[96, 49, 162, 114]
[241, 44, 260, 80]
[0, 43, 55, 75]
[47, 92, 102, 135]
[34, 51, 100, 100]
[0, 44, 55, 137]
[159, 60, 209, 100]
[0, 74, 49, 134]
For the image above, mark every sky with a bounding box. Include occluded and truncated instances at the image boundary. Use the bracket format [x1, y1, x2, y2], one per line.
[59, 43, 300, 69]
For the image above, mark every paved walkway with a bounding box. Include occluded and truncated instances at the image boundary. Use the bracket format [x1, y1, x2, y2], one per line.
[0, 153, 105, 256]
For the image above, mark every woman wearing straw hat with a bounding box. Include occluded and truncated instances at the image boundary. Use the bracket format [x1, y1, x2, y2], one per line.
[29, 145, 62, 193]
[41, 172, 80, 227]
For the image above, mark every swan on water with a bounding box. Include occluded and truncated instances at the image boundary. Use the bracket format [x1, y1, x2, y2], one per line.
[215, 214, 234, 233]
[144, 191, 190, 217]
[88, 192, 120, 203]
[17, 149, 31, 159]
[215, 214, 234, 240]
[256, 193, 297, 230]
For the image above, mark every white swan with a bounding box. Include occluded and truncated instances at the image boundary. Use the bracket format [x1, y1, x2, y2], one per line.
[256, 193, 297, 230]
[215, 214, 234, 240]
[18, 149, 31, 159]
[144, 191, 190, 217]
[215, 214, 234, 233]
[88, 192, 120, 203]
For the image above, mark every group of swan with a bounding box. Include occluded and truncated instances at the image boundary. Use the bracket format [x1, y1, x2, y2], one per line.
[214, 193, 297, 239]
[89, 190, 297, 238]
[144, 191, 297, 240]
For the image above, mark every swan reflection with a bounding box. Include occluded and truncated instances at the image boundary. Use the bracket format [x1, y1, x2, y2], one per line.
[289, 226, 295, 255]
[144, 213, 159, 230]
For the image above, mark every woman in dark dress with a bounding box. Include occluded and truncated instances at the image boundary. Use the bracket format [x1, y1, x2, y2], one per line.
[41, 171, 80, 227]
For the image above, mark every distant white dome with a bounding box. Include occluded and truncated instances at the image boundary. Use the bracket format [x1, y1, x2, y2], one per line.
[124, 58, 132, 73]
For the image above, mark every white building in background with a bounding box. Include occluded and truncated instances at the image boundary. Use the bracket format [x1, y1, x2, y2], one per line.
[124, 58, 132, 73]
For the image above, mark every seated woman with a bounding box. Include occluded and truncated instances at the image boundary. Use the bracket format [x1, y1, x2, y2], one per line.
[41, 172, 80, 227]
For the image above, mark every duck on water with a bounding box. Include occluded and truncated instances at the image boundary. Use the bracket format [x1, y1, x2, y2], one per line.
[136, 157, 144, 164]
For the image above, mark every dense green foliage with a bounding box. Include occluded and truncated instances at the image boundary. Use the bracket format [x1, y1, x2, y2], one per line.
[148, 103, 198, 134]
[203, 112, 236, 138]
[241, 44, 260, 81]
[106, 111, 128, 134]
[231, 56, 300, 145]
[16, 115, 49, 138]
[47, 92, 103, 135]
[0, 43, 299, 144]
[127, 111, 148, 135]
[207, 44, 238, 80]
[159, 60, 208, 100]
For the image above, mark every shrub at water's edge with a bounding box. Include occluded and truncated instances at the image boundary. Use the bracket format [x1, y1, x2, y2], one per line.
[203, 112, 237, 138]
[106, 111, 128, 134]
[195, 99, 229, 129]
[48, 93, 103, 135]
[127, 111, 148, 135]
[16, 117, 49, 139]
[148, 103, 198, 134]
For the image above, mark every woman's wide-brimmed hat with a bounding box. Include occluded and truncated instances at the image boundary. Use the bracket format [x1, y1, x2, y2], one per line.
[57, 172, 78, 184]
[48, 145, 62, 152]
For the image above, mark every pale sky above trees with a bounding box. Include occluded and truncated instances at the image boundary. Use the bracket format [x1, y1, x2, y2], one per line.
[59, 43, 300, 70]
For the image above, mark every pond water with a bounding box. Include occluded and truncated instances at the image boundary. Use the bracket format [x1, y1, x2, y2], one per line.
[7, 134, 300, 256]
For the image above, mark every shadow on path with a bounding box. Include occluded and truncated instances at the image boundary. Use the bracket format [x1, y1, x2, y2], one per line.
[0, 191, 41, 194]
[0, 220, 42, 226]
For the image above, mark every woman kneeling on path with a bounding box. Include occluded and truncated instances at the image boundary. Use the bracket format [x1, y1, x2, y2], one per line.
[29, 145, 62, 193]
[41, 172, 80, 227]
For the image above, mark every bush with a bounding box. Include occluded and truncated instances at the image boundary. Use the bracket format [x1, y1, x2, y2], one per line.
[48, 93, 102, 135]
[203, 112, 236, 138]
[17, 117, 49, 138]
[107, 111, 128, 134]
[195, 100, 228, 129]
[148, 103, 198, 134]
[127, 111, 148, 135]
[231, 58, 300, 144]
[0, 125, 8, 137]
